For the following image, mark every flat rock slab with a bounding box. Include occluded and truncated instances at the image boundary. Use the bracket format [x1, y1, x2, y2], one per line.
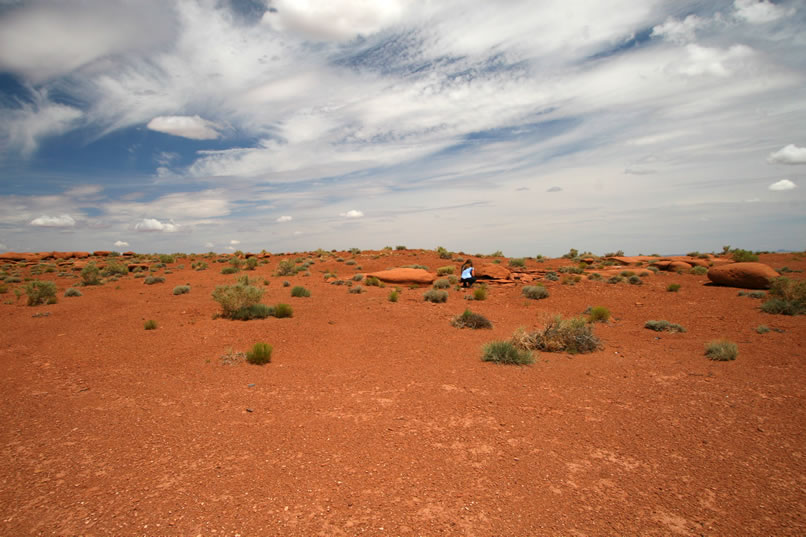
[365, 268, 436, 284]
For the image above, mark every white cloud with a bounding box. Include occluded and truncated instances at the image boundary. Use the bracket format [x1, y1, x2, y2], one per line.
[229, 239, 240, 245]
[146, 115, 221, 140]
[734, 0, 794, 24]
[767, 144, 806, 165]
[340, 209, 364, 218]
[113, 240, 129, 247]
[651, 15, 705, 44]
[276, 215, 293, 222]
[29, 214, 76, 227]
[769, 179, 796, 191]
[262, 0, 406, 41]
[134, 218, 179, 232]
[1, 89, 82, 156]
[676, 44, 755, 78]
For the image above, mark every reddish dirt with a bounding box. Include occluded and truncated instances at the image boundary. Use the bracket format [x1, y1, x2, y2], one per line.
[1, 250, 805, 536]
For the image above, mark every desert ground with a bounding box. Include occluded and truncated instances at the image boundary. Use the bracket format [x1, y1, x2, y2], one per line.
[1, 248, 804, 537]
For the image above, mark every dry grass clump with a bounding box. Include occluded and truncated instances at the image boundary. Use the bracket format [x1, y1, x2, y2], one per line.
[424, 289, 448, 303]
[481, 341, 533, 365]
[645, 320, 686, 332]
[587, 306, 610, 323]
[522, 285, 549, 300]
[761, 277, 806, 315]
[705, 339, 738, 361]
[246, 342, 273, 365]
[513, 316, 600, 354]
[451, 309, 492, 329]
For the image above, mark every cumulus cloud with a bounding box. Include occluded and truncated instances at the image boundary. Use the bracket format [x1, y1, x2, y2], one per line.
[29, 214, 76, 227]
[146, 115, 221, 140]
[340, 209, 364, 218]
[769, 179, 796, 191]
[230, 239, 240, 245]
[113, 240, 129, 247]
[262, 0, 405, 41]
[652, 15, 705, 44]
[767, 144, 806, 165]
[276, 215, 293, 222]
[734, 0, 794, 24]
[134, 218, 179, 232]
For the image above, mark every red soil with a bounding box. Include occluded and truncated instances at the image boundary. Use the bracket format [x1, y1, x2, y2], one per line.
[1, 251, 805, 536]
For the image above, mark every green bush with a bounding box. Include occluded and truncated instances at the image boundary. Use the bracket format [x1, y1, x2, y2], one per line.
[588, 306, 610, 323]
[193, 261, 208, 271]
[274, 259, 297, 276]
[229, 304, 273, 320]
[102, 262, 128, 277]
[291, 286, 310, 297]
[452, 309, 492, 329]
[473, 285, 487, 301]
[349, 285, 364, 294]
[25, 280, 57, 306]
[403, 264, 428, 270]
[436, 246, 452, 259]
[607, 275, 624, 284]
[667, 283, 681, 292]
[365, 276, 381, 287]
[690, 266, 708, 275]
[738, 290, 766, 299]
[760, 277, 806, 315]
[64, 287, 82, 297]
[144, 319, 158, 330]
[396, 245, 406, 250]
[159, 254, 175, 264]
[755, 325, 770, 334]
[273, 303, 293, 318]
[221, 266, 239, 275]
[212, 282, 265, 318]
[481, 341, 533, 365]
[628, 275, 642, 285]
[144, 276, 165, 285]
[81, 262, 102, 286]
[352, 274, 363, 281]
[558, 266, 584, 274]
[619, 270, 635, 278]
[544, 271, 559, 282]
[731, 249, 758, 262]
[246, 342, 273, 365]
[424, 289, 448, 303]
[433, 278, 450, 289]
[509, 258, 526, 268]
[645, 320, 686, 332]
[245, 257, 258, 270]
[522, 285, 549, 300]
[588, 273, 603, 281]
[388, 290, 399, 302]
[173, 285, 190, 295]
[513, 316, 601, 354]
[705, 339, 738, 361]
[437, 266, 454, 276]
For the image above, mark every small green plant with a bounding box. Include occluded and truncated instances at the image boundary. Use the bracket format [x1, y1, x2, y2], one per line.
[275, 259, 297, 276]
[403, 264, 428, 270]
[755, 325, 770, 334]
[352, 274, 364, 282]
[64, 287, 82, 297]
[760, 277, 806, 315]
[705, 339, 738, 361]
[607, 275, 624, 284]
[102, 262, 128, 277]
[731, 249, 758, 262]
[144, 276, 165, 285]
[246, 342, 273, 365]
[245, 257, 258, 270]
[738, 290, 766, 299]
[588, 273, 603, 281]
[221, 266, 239, 275]
[628, 275, 642, 285]
[544, 272, 559, 282]
[229, 304, 273, 320]
[436, 246, 452, 259]
[513, 316, 601, 354]
[452, 309, 492, 329]
[159, 254, 175, 264]
[667, 283, 681, 292]
[424, 289, 448, 303]
[144, 319, 158, 330]
[437, 266, 454, 276]
[282, 281, 290, 287]
[619, 270, 635, 278]
[509, 258, 526, 268]
[645, 320, 686, 332]
[396, 245, 406, 250]
[81, 262, 102, 286]
[25, 281, 57, 306]
[689, 266, 707, 275]
[588, 306, 610, 323]
[433, 278, 450, 289]
[349, 285, 364, 294]
[388, 289, 399, 302]
[365, 276, 381, 287]
[473, 285, 487, 301]
[193, 261, 208, 271]
[212, 282, 265, 318]
[481, 341, 533, 365]
[291, 286, 311, 297]
[272, 303, 293, 318]
[173, 285, 190, 295]
[522, 285, 549, 300]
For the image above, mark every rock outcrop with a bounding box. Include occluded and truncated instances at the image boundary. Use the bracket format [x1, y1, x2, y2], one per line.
[476, 263, 511, 280]
[707, 262, 779, 289]
[365, 268, 436, 285]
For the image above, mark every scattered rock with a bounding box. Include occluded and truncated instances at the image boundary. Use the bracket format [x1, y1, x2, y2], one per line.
[707, 262, 779, 289]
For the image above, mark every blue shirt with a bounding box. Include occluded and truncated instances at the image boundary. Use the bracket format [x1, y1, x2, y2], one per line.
[461, 266, 474, 279]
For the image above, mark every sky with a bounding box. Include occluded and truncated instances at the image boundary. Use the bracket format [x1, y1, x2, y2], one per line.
[0, 0, 804, 257]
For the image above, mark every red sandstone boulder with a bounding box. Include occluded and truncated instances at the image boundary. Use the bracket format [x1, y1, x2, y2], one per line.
[667, 261, 692, 271]
[365, 268, 436, 285]
[707, 262, 779, 289]
[93, 250, 111, 257]
[652, 261, 672, 270]
[0, 252, 31, 261]
[52, 251, 73, 260]
[72, 252, 90, 259]
[476, 263, 511, 279]
[122, 251, 135, 256]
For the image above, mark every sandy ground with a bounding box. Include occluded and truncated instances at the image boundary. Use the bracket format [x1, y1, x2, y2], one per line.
[1, 250, 804, 536]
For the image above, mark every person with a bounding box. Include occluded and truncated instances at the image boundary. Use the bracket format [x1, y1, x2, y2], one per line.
[460, 260, 476, 288]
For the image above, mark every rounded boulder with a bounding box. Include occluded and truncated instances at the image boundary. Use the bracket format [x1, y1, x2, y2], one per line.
[707, 262, 779, 289]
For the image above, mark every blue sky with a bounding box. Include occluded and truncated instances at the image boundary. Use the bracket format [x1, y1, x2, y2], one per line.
[0, 0, 804, 256]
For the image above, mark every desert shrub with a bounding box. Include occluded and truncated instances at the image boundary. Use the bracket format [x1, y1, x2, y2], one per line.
[144, 319, 157, 330]
[159, 254, 175, 264]
[193, 261, 208, 271]
[607, 275, 624, 284]
[760, 277, 806, 315]
[275, 259, 297, 276]
[645, 320, 686, 332]
[336, 257, 345, 263]
[544, 271, 559, 282]
[0, 284, 6, 294]
[388, 290, 399, 302]
[558, 266, 584, 274]
[738, 290, 766, 299]
[403, 264, 428, 270]
[221, 266, 239, 275]
[473, 285, 487, 301]
[365, 276, 381, 287]
[282, 281, 290, 287]
[424, 289, 448, 303]
[667, 283, 681, 292]
[273, 303, 293, 318]
[4, 276, 21, 283]
[433, 278, 450, 289]
[436, 246, 452, 259]
[481, 341, 533, 365]
[396, 245, 406, 250]
[647, 266, 659, 274]
[81, 263, 102, 286]
[588, 272, 603, 281]
[229, 304, 273, 320]
[64, 287, 82, 297]
[452, 309, 492, 329]
[731, 249, 758, 262]
[620, 270, 635, 277]
[345, 260, 357, 266]
[588, 306, 610, 323]
[509, 258, 526, 268]
[437, 266, 454, 276]
[212, 282, 265, 318]
[756, 325, 770, 334]
[102, 262, 128, 277]
[352, 274, 364, 281]
[246, 342, 272, 365]
[144, 276, 165, 285]
[513, 316, 601, 354]
[705, 339, 738, 361]
[628, 275, 642, 285]
[522, 285, 549, 300]
[291, 286, 310, 297]
[245, 257, 258, 270]
[690, 266, 707, 275]
[562, 248, 579, 259]
[349, 285, 364, 294]
[25, 281, 57, 306]
[173, 285, 190, 295]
